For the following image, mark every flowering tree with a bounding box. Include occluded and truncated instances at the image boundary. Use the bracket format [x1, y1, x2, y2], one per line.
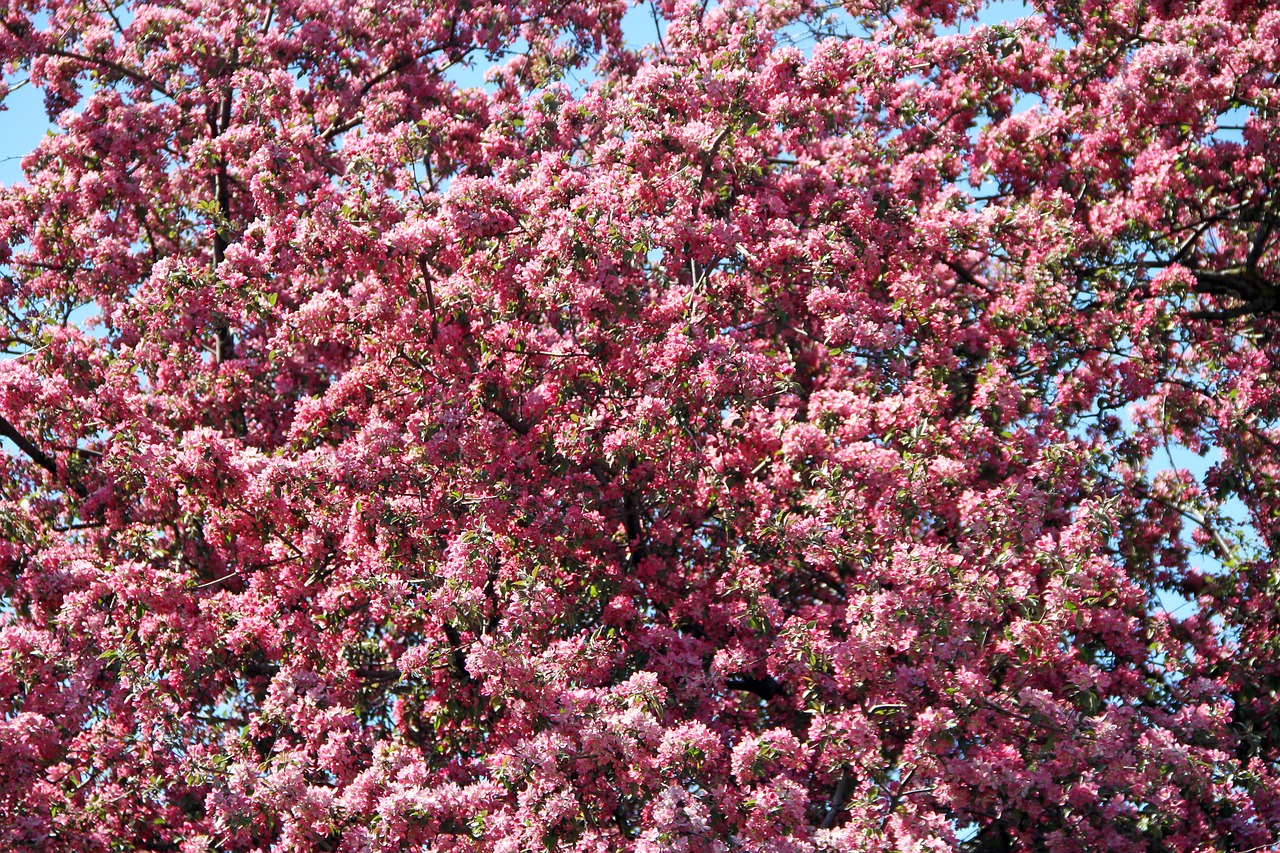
[1, 0, 1279, 848]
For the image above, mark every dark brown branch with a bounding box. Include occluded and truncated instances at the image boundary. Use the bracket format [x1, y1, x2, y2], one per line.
[484, 398, 531, 435]
[210, 88, 236, 364]
[1169, 219, 1217, 265]
[614, 801, 638, 840]
[352, 666, 401, 683]
[879, 765, 925, 828]
[1186, 299, 1271, 321]
[820, 765, 851, 829]
[0, 413, 58, 476]
[483, 556, 501, 635]
[1248, 217, 1276, 270]
[945, 259, 994, 295]
[1192, 268, 1270, 297]
[37, 45, 172, 98]
[241, 661, 280, 678]
[241, 661, 402, 683]
[621, 488, 647, 571]
[725, 672, 785, 700]
[1153, 375, 1280, 461]
[1189, 267, 1276, 320]
[417, 255, 438, 341]
[442, 623, 474, 683]
[697, 125, 733, 196]
[322, 115, 364, 142]
[319, 28, 465, 142]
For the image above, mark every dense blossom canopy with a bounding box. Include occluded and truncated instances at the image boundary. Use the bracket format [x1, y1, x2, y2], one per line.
[2, 0, 1279, 849]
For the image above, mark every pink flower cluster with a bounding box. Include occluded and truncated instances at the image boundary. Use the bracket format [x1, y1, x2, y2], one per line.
[2, 0, 1279, 849]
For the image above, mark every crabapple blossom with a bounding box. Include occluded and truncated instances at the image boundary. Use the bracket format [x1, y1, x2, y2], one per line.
[2, 0, 1279, 850]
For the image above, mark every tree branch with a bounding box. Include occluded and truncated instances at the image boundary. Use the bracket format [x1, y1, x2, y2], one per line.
[418, 255, 439, 341]
[820, 765, 851, 829]
[725, 672, 785, 700]
[1189, 268, 1276, 319]
[210, 88, 236, 364]
[38, 46, 173, 99]
[0, 413, 58, 477]
[697, 125, 733, 197]
[442, 623, 474, 683]
[1247, 213, 1276, 270]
